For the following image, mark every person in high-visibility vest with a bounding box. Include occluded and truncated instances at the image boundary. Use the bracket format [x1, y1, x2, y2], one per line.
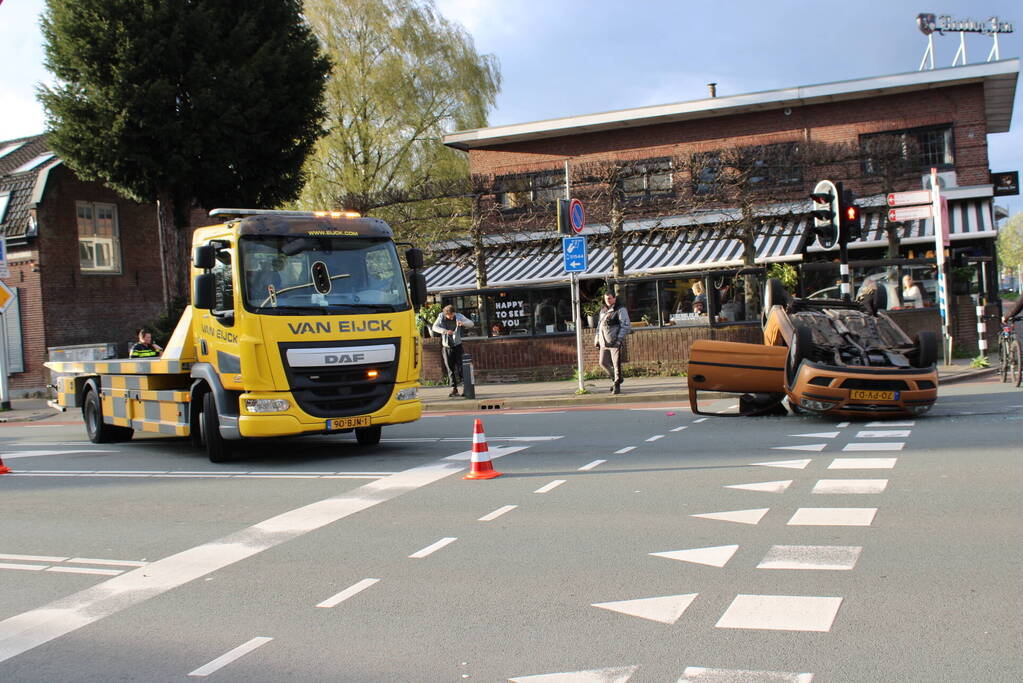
[129, 328, 163, 358]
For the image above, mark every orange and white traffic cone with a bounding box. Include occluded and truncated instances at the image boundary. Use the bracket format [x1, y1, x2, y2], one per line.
[463, 418, 502, 480]
[0, 453, 10, 475]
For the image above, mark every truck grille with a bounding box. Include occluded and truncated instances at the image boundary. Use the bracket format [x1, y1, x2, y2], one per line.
[279, 338, 400, 418]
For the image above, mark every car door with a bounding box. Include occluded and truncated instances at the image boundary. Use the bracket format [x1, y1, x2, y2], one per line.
[687, 339, 788, 416]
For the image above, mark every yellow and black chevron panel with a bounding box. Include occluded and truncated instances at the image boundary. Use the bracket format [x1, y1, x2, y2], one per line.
[101, 374, 191, 392]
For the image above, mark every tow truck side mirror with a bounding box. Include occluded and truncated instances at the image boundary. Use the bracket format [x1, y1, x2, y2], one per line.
[193, 273, 216, 310]
[409, 272, 427, 311]
[193, 245, 216, 270]
[405, 247, 424, 270]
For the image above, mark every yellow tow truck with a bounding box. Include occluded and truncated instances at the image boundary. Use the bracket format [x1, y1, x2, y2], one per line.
[46, 209, 428, 462]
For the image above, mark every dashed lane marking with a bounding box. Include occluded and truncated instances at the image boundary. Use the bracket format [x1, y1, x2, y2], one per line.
[693, 418, 708, 423]
[866, 421, 914, 427]
[787, 507, 877, 526]
[724, 480, 792, 494]
[46, 567, 123, 576]
[715, 594, 843, 632]
[670, 425, 688, 432]
[534, 479, 566, 494]
[757, 545, 862, 571]
[836, 422, 850, 428]
[772, 444, 827, 452]
[509, 666, 639, 682]
[478, 505, 518, 522]
[842, 442, 904, 452]
[812, 479, 888, 494]
[591, 593, 699, 625]
[650, 545, 738, 568]
[750, 459, 811, 469]
[614, 447, 636, 454]
[187, 637, 273, 678]
[692, 509, 769, 525]
[828, 458, 897, 470]
[408, 537, 457, 559]
[854, 430, 911, 439]
[645, 434, 665, 442]
[315, 578, 379, 608]
[789, 431, 839, 439]
[679, 666, 813, 682]
[578, 460, 606, 471]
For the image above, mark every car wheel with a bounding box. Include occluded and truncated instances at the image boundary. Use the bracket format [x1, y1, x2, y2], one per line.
[203, 391, 232, 463]
[355, 425, 382, 446]
[912, 331, 938, 368]
[786, 324, 813, 388]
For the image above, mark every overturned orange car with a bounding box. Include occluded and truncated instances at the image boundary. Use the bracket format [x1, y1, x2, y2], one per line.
[687, 279, 939, 418]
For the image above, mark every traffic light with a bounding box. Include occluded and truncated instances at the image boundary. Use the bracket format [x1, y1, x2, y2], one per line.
[839, 188, 861, 242]
[809, 180, 839, 248]
[556, 198, 572, 235]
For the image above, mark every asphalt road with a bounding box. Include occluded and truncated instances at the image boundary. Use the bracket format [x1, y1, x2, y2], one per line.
[1, 378, 1021, 682]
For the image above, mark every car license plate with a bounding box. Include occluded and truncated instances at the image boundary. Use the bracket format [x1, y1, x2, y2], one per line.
[326, 416, 371, 430]
[850, 389, 898, 401]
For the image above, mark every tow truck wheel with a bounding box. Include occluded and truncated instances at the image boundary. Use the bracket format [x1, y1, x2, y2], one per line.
[83, 389, 117, 444]
[202, 391, 232, 463]
[355, 425, 381, 446]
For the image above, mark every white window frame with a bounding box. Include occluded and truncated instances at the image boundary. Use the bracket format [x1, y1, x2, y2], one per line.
[76, 201, 122, 274]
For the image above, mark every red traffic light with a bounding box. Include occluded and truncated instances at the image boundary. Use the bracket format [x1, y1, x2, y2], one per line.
[845, 205, 858, 221]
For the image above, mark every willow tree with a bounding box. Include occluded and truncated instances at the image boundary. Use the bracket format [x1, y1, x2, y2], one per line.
[298, 0, 501, 245]
[39, 0, 329, 308]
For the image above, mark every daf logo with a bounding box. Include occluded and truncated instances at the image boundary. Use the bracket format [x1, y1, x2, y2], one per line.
[324, 353, 365, 365]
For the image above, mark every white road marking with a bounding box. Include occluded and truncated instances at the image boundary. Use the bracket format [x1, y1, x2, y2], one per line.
[679, 665, 813, 682]
[591, 594, 698, 625]
[380, 438, 440, 443]
[614, 447, 636, 454]
[645, 434, 665, 442]
[787, 508, 877, 526]
[315, 578, 379, 608]
[724, 480, 792, 494]
[46, 567, 123, 576]
[789, 431, 839, 439]
[578, 460, 606, 471]
[772, 443, 827, 452]
[866, 421, 914, 427]
[534, 479, 567, 494]
[692, 509, 769, 525]
[500, 411, 567, 416]
[670, 425, 688, 432]
[828, 458, 897, 470]
[812, 479, 888, 494]
[750, 459, 811, 469]
[8, 471, 389, 480]
[0, 563, 47, 572]
[478, 505, 518, 522]
[2, 450, 119, 459]
[0, 450, 508, 664]
[0, 553, 68, 563]
[66, 558, 147, 567]
[408, 537, 457, 559]
[842, 442, 904, 452]
[187, 636, 273, 677]
[757, 545, 862, 571]
[650, 545, 738, 568]
[716, 595, 843, 632]
[694, 418, 708, 423]
[509, 666, 639, 682]
[855, 430, 911, 439]
[836, 421, 850, 428]
[441, 436, 563, 442]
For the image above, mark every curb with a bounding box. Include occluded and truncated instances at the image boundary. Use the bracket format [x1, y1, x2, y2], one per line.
[423, 390, 688, 412]
[0, 411, 63, 424]
[937, 366, 999, 385]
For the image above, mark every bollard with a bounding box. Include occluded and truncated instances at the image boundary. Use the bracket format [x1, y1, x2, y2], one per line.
[461, 352, 476, 399]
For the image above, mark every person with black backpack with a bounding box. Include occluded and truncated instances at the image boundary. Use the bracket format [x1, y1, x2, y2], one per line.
[593, 290, 631, 394]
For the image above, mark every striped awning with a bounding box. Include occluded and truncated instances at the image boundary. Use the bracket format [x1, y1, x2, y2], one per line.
[808, 197, 995, 253]
[425, 217, 808, 293]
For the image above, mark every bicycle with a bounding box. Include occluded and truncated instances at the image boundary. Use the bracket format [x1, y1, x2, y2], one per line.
[998, 315, 1022, 387]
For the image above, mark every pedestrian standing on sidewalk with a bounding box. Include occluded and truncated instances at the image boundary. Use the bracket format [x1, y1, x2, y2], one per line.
[593, 291, 631, 394]
[432, 305, 474, 397]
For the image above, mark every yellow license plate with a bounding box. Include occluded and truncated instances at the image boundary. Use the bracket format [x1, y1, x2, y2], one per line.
[326, 416, 371, 430]
[850, 389, 898, 401]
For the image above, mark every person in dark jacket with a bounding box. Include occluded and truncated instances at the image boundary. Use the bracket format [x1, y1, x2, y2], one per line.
[129, 328, 163, 358]
[593, 291, 631, 394]
[432, 305, 475, 396]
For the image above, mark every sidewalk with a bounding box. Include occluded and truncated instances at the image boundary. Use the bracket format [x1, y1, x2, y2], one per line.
[0, 358, 997, 424]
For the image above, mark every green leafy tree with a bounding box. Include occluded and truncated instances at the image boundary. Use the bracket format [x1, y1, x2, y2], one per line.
[297, 0, 500, 245]
[39, 0, 330, 307]
[997, 211, 1023, 270]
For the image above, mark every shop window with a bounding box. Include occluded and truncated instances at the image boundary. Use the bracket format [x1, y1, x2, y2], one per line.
[77, 202, 122, 273]
[860, 124, 954, 174]
[619, 158, 673, 200]
[709, 273, 763, 323]
[486, 291, 531, 336]
[657, 278, 707, 325]
[625, 281, 660, 326]
[495, 171, 564, 209]
[440, 294, 483, 336]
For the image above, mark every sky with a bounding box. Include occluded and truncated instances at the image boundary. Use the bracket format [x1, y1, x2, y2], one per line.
[2, 0, 1020, 209]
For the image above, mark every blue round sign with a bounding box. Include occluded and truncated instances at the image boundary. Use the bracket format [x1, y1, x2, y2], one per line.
[568, 198, 585, 233]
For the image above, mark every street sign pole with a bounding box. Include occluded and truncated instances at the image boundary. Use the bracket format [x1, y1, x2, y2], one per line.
[0, 314, 8, 411]
[565, 162, 584, 394]
[931, 167, 952, 364]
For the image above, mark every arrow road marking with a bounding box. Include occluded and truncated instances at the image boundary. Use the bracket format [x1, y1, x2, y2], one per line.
[591, 594, 698, 625]
[509, 666, 639, 682]
[650, 545, 738, 568]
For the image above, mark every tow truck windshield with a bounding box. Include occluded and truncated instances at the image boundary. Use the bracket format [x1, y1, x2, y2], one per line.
[240, 236, 409, 314]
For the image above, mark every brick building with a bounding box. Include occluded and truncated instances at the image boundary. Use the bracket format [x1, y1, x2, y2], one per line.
[0, 134, 166, 395]
[419, 60, 1019, 382]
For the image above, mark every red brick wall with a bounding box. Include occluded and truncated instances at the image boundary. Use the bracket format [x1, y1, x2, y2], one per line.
[468, 84, 989, 194]
[422, 324, 762, 383]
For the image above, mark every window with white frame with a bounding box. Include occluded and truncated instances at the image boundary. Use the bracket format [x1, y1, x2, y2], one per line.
[77, 202, 122, 273]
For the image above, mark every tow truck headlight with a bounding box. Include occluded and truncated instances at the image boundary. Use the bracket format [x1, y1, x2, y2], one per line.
[800, 398, 837, 411]
[245, 398, 291, 413]
[396, 387, 418, 401]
